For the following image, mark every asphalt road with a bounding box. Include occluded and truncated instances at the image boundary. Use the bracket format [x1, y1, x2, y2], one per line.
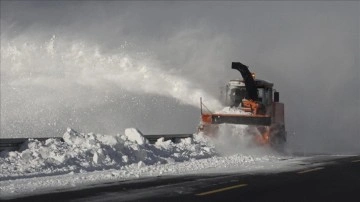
[5, 155, 360, 202]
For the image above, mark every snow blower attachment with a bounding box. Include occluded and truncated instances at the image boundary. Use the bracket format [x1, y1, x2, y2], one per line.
[198, 62, 286, 150]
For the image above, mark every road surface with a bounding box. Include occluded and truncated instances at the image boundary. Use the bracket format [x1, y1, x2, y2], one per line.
[4, 155, 360, 202]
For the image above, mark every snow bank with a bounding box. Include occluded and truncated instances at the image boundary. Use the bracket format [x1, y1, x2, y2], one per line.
[0, 127, 296, 199]
[124, 128, 148, 145]
[0, 128, 215, 180]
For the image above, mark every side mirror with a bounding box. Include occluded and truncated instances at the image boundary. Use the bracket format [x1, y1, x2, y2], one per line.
[274, 91, 279, 102]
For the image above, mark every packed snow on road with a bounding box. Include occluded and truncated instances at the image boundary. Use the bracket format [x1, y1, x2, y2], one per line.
[1, 127, 308, 199]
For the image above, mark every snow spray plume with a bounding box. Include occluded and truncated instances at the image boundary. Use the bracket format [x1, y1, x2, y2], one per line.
[3, 1, 358, 153]
[1, 36, 223, 137]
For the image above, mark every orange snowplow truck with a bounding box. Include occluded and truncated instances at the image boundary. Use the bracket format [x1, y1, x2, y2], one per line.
[199, 62, 286, 150]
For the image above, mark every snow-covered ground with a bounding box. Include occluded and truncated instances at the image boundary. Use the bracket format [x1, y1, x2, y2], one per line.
[0, 127, 316, 199]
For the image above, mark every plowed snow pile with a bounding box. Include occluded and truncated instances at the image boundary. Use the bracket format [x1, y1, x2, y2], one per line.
[0, 128, 215, 180]
[0, 127, 298, 199]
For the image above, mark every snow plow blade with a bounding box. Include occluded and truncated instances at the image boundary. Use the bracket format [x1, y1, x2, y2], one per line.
[211, 114, 271, 126]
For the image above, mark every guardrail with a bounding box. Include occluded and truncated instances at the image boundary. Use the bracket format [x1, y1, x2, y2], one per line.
[144, 134, 193, 144]
[0, 134, 193, 152]
[0, 138, 63, 152]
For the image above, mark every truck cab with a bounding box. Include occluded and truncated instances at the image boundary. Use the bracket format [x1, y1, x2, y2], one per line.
[223, 79, 274, 109]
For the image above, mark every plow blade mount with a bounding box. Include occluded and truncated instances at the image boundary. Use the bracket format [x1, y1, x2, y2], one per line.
[211, 114, 271, 126]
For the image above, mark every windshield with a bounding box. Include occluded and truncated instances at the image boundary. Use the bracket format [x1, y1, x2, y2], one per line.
[227, 86, 247, 107]
[257, 87, 272, 105]
[257, 88, 264, 102]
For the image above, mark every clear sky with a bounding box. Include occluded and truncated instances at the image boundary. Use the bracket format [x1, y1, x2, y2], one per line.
[1, 1, 359, 153]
